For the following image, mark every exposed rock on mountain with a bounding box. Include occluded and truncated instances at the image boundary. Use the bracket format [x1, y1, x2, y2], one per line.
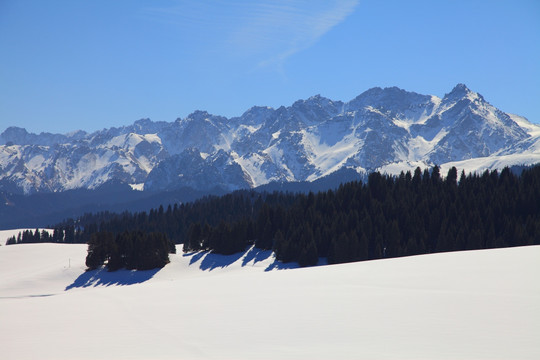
[1, 84, 539, 194]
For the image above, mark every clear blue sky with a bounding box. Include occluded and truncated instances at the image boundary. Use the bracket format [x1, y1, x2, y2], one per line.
[1, 0, 539, 134]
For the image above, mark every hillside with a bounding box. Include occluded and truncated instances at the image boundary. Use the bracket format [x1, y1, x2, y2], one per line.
[1, 241, 538, 359]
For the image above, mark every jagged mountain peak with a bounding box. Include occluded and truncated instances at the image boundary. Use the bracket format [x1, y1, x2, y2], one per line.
[347, 86, 433, 113]
[133, 118, 154, 129]
[183, 110, 212, 122]
[65, 129, 88, 138]
[0, 126, 87, 147]
[0, 127, 29, 145]
[241, 105, 274, 116]
[290, 94, 343, 123]
[236, 106, 275, 126]
[450, 83, 472, 94]
[301, 94, 336, 105]
[307, 93, 324, 100]
[189, 109, 211, 117]
[294, 93, 343, 108]
[351, 85, 420, 100]
[443, 83, 485, 103]
[180, 110, 229, 127]
[1, 126, 28, 137]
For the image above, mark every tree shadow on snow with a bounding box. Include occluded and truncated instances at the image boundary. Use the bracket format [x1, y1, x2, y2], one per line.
[199, 251, 245, 271]
[187, 251, 207, 266]
[184, 249, 247, 271]
[263, 252, 326, 271]
[264, 259, 300, 272]
[65, 267, 161, 290]
[241, 246, 272, 266]
[184, 246, 302, 272]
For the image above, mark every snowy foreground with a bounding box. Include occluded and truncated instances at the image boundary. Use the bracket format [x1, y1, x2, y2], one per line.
[1, 234, 539, 359]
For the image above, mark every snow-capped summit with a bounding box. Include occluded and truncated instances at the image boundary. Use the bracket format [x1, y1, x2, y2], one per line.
[1, 84, 539, 194]
[445, 83, 473, 97]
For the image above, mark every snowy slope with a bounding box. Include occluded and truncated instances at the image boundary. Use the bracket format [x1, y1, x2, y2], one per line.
[1, 84, 539, 194]
[1, 241, 539, 359]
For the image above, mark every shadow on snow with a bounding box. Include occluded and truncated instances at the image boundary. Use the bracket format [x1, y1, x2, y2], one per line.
[65, 267, 161, 290]
[184, 246, 301, 272]
[241, 246, 272, 267]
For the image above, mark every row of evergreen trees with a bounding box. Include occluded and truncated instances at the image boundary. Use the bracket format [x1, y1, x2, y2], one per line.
[6, 226, 76, 245]
[182, 165, 540, 266]
[86, 231, 175, 271]
[54, 191, 297, 245]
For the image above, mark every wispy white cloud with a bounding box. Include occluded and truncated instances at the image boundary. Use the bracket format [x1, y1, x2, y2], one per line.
[142, 0, 359, 69]
[228, 0, 359, 68]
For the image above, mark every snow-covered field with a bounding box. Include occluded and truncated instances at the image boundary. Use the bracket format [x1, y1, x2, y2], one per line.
[1, 236, 539, 359]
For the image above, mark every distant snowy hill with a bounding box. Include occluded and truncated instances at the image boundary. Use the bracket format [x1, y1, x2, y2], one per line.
[1, 242, 539, 359]
[1, 84, 539, 194]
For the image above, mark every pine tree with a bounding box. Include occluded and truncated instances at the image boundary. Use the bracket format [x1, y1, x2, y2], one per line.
[255, 217, 274, 250]
[446, 166, 458, 186]
[298, 225, 318, 267]
[273, 229, 287, 261]
[358, 233, 369, 261]
[384, 221, 401, 258]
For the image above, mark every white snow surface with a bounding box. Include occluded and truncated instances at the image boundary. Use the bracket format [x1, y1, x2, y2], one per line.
[1, 240, 539, 359]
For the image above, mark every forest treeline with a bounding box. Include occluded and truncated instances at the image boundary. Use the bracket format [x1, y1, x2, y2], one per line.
[6, 165, 540, 268]
[6, 227, 76, 245]
[183, 165, 540, 265]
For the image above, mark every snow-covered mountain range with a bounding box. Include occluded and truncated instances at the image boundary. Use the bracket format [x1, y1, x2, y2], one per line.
[2, 84, 539, 194]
